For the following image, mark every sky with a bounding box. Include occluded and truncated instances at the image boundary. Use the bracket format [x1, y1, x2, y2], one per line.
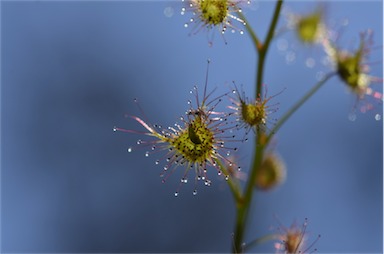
[1, 0, 383, 253]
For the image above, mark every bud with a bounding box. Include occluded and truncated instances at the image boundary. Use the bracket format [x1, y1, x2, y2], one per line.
[229, 84, 281, 135]
[275, 218, 320, 254]
[296, 9, 324, 44]
[335, 38, 369, 96]
[200, 0, 229, 26]
[181, 0, 246, 44]
[254, 153, 286, 190]
[114, 62, 240, 195]
[284, 6, 327, 45]
[323, 30, 380, 98]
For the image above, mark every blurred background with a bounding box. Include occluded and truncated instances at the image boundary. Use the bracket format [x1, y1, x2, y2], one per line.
[1, 0, 382, 252]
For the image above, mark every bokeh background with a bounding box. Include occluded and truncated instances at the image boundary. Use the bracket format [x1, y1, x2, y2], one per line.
[1, 0, 383, 253]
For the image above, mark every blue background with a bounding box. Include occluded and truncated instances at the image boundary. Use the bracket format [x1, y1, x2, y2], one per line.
[1, 0, 383, 253]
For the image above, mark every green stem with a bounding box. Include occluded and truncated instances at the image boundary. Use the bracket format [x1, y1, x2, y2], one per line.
[233, 2, 284, 253]
[266, 72, 336, 145]
[256, 0, 284, 97]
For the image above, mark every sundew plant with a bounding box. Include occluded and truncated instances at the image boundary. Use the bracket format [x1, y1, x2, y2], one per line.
[114, 1, 383, 253]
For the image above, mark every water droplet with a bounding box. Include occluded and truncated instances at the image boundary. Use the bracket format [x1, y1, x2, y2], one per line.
[375, 114, 381, 121]
[164, 165, 168, 171]
[218, 171, 222, 176]
[113, 127, 117, 132]
[305, 57, 315, 68]
[193, 190, 197, 195]
[137, 139, 142, 145]
[127, 147, 132, 153]
[226, 151, 231, 156]
[155, 160, 160, 165]
[225, 175, 229, 181]
[240, 30, 244, 35]
[174, 192, 179, 197]
[316, 71, 325, 81]
[184, 23, 188, 28]
[277, 39, 288, 52]
[285, 51, 296, 64]
[152, 145, 156, 150]
[145, 151, 149, 157]
[163, 6, 174, 17]
[348, 113, 357, 121]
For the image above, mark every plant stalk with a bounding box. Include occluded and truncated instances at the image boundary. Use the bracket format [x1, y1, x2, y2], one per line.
[232, 1, 284, 253]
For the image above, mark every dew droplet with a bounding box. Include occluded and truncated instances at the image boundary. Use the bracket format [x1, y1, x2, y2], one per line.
[155, 160, 160, 165]
[174, 192, 179, 197]
[113, 126, 117, 132]
[164, 165, 168, 171]
[137, 139, 142, 145]
[285, 51, 296, 64]
[152, 145, 156, 150]
[145, 151, 149, 157]
[348, 113, 357, 121]
[193, 190, 197, 195]
[217, 171, 222, 176]
[184, 23, 188, 28]
[225, 175, 229, 181]
[375, 114, 381, 121]
[277, 38, 288, 52]
[305, 57, 315, 68]
[163, 6, 174, 18]
[127, 147, 132, 153]
[316, 71, 325, 81]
